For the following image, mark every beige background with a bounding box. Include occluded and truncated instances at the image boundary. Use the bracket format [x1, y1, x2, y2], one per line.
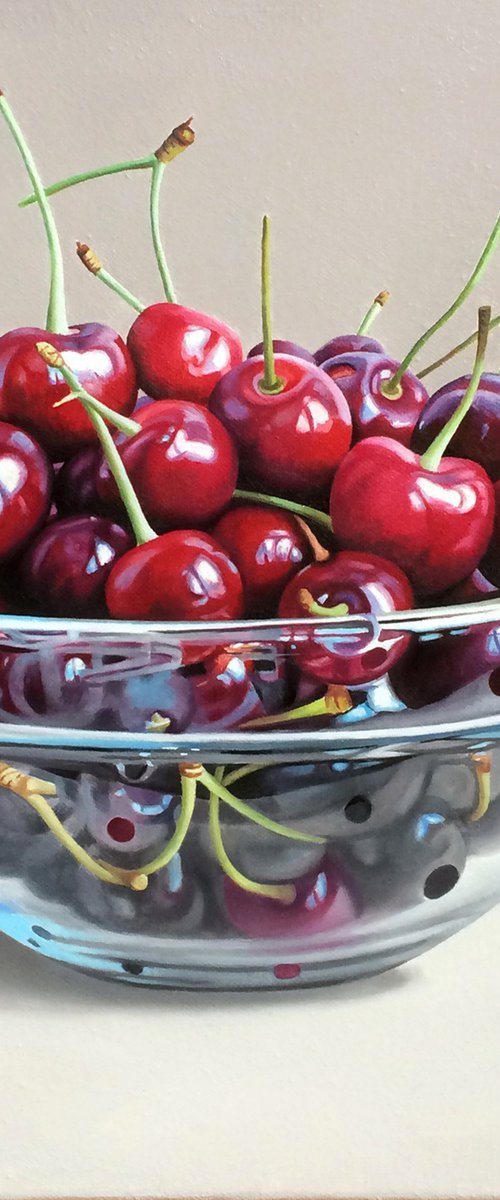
[2, 0, 500, 1196]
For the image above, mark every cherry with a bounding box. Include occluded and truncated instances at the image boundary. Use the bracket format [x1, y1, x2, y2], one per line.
[210, 218, 351, 498]
[0, 92, 137, 461]
[0, 422, 52, 560]
[0, 327, 41, 405]
[191, 651, 265, 729]
[390, 623, 500, 708]
[0, 647, 106, 728]
[223, 857, 356, 938]
[2, 324, 137, 461]
[106, 529, 243, 623]
[433, 568, 499, 605]
[278, 550, 414, 686]
[97, 399, 238, 530]
[481, 480, 500, 585]
[19, 515, 131, 617]
[331, 307, 496, 596]
[248, 338, 314, 364]
[314, 333, 384, 366]
[321, 352, 429, 446]
[413, 373, 500, 480]
[212, 503, 314, 616]
[127, 303, 243, 403]
[54, 445, 105, 516]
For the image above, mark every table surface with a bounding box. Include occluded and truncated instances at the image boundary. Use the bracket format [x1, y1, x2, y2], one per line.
[1, 907, 500, 1199]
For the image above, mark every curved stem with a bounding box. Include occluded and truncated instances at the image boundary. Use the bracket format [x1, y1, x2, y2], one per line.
[259, 214, 283, 394]
[36, 342, 156, 545]
[19, 155, 154, 207]
[470, 753, 491, 822]
[76, 241, 145, 314]
[357, 289, 390, 336]
[298, 588, 349, 618]
[0, 90, 68, 333]
[383, 209, 500, 394]
[149, 158, 176, 302]
[417, 312, 500, 380]
[222, 763, 275, 788]
[198, 767, 326, 845]
[54, 390, 141, 437]
[420, 306, 491, 471]
[208, 790, 296, 904]
[135, 769, 197, 876]
[233, 488, 332, 532]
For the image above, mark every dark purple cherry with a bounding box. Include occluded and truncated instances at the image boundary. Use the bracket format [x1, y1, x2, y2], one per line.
[248, 339, 314, 364]
[413, 374, 500, 481]
[314, 333, 384, 366]
[19, 515, 131, 616]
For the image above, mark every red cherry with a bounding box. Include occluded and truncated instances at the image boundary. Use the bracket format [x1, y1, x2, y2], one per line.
[433, 568, 499, 605]
[0, 422, 52, 560]
[279, 550, 413, 685]
[0, 327, 42, 403]
[191, 651, 265, 729]
[97, 400, 238, 529]
[1, 323, 137, 460]
[19, 515, 131, 616]
[391, 623, 500, 708]
[54, 445, 105, 515]
[210, 354, 352, 497]
[224, 858, 356, 938]
[481, 479, 500, 585]
[212, 504, 313, 616]
[321, 352, 429, 446]
[330, 438, 495, 594]
[314, 333, 384, 366]
[127, 303, 243, 403]
[413, 373, 500, 480]
[248, 338, 314, 363]
[105, 529, 244, 623]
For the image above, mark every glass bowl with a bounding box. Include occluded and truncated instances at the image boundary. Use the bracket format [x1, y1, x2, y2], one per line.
[0, 598, 500, 989]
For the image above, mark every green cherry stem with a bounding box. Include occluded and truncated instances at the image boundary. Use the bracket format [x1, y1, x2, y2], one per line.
[19, 154, 154, 207]
[233, 488, 332, 532]
[131, 766, 197, 878]
[197, 767, 326, 845]
[417, 312, 500, 380]
[420, 305, 491, 472]
[382, 209, 500, 396]
[76, 242, 145, 314]
[357, 289, 390, 336]
[0, 89, 68, 333]
[149, 157, 176, 302]
[36, 342, 156, 545]
[208, 791, 297, 904]
[259, 214, 284, 395]
[298, 588, 349, 618]
[241, 684, 353, 729]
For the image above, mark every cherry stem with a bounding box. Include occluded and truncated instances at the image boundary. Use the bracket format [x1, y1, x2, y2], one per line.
[133, 767, 197, 876]
[36, 342, 156, 545]
[294, 516, 330, 561]
[417, 312, 500, 380]
[0, 90, 68, 334]
[149, 158, 176, 302]
[208, 790, 297, 904]
[198, 767, 326, 845]
[470, 752, 491, 822]
[241, 684, 352, 729]
[233, 488, 332, 532]
[76, 242, 145, 314]
[382, 210, 500, 395]
[53, 389, 141, 438]
[19, 154, 154, 207]
[299, 588, 349, 619]
[258, 214, 284, 395]
[420, 305, 491, 471]
[357, 289, 390, 336]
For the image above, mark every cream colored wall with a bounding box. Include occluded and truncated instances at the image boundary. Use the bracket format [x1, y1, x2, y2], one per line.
[2, 0, 500, 391]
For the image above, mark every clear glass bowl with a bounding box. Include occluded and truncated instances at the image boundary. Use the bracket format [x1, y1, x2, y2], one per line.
[0, 598, 500, 989]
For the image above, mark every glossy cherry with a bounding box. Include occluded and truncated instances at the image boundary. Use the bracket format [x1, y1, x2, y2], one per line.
[54, 445, 105, 516]
[390, 622, 500, 708]
[0, 327, 41, 405]
[433, 568, 499, 605]
[105, 529, 244, 624]
[191, 651, 265, 729]
[212, 504, 313, 616]
[321, 352, 429, 446]
[481, 480, 500, 586]
[2, 323, 137, 461]
[127, 303, 243, 404]
[413, 373, 500, 480]
[210, 353, 352, 498]
[248, 338, 314, 364]
[19, 515, 131, 616]
[97, 399, 238, 530]
[314, 333, 384, 366]
[223, 857, 356, 938]
[330, 436, 495, 594]
[278, 550, 414, 686]
[0, 422, 52, 560]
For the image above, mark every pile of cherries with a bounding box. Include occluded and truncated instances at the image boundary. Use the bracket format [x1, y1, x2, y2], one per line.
[1, 87, 500, 737]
